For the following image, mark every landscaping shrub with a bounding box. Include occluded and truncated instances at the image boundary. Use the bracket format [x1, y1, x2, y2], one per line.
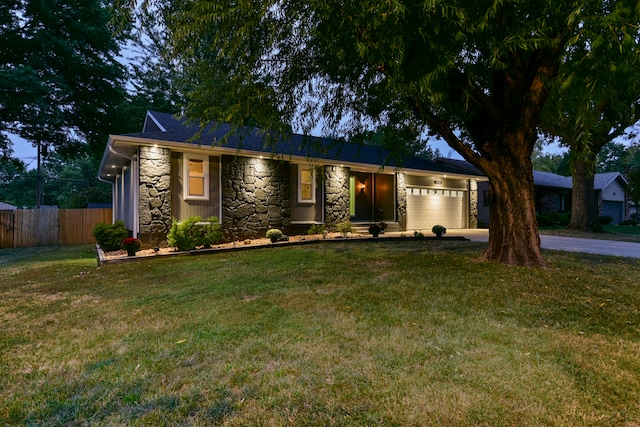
[92, 221, 129, 251]
[266, 229, 284, 243]
[619, 219, 638, 226]
[336, 220, 352, 237]
[598, 215, 613, 225]
[167, 216, 223, 251]
[537, 212, 571, 227]
[431, 224, 447, 237]
[307, 224, 326, 235]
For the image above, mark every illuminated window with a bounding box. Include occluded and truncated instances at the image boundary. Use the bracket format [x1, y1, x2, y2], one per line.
[298, 166, 315, 203]
[184, 155, 209, 200]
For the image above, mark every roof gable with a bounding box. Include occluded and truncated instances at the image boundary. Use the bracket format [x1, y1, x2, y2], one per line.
[594, 172, 628, 190]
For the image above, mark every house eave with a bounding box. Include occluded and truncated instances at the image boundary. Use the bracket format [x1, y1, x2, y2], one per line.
[100, 135, 487, 182]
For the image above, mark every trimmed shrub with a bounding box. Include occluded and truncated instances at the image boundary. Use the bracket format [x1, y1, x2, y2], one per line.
[266, 228, 283, 243]
[431, 224, 447, 236]
[537, 212, 571, 227]
[619, 219, 638, 226]
[167, 216, 223, 251]
[92, 221, 129, 251]
[598, 215, 613, 225]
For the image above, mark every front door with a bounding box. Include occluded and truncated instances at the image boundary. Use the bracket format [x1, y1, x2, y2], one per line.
[349, 172, 395, 222]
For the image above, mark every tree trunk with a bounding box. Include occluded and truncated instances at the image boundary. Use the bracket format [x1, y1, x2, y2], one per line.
[481, 156, 546, 267]
[568, 156, 598, 230]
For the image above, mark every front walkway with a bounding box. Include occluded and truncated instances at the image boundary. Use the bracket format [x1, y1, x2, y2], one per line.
[432, 229, 640, 259]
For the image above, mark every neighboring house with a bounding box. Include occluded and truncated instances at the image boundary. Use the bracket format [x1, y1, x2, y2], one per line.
[533, 171, 572, 215]
[595, 172, 629, 224]
[98, 111, 487, 244]
[476, 170, 629, 225]
[0, 202, 17, 210]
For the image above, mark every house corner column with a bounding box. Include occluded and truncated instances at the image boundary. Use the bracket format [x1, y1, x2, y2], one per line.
[468, 180, 478, 229]
[139, 146, 172, 246]
[324, 165, 350, 226]
[396, 172, 407, 231]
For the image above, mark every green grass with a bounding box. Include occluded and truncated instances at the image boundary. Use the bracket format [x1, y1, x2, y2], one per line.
[541, 225, 640, 242]
[2, 242, 640, 426]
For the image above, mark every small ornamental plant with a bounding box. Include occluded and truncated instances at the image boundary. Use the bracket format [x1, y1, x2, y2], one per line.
[368, 223, 382, 237]
[336, 220, 352, 237]
[121, 237, 142, 255]
[266, 228, 283, 243]
[431, 225, 447, 237]
[308, 224, 326, 235]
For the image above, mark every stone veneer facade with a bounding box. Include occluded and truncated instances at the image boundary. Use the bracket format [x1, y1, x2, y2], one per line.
[396, 172, 407, 231]
[139, 146, 172, 245]
[468, 180, 478, 229]
[323, 165, 350, 226]
[221, 156, 291, 241]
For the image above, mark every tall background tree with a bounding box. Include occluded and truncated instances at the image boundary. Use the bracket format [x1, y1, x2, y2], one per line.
[0, 0, 129, 154]
[119, 0, 639, 266]
[0, 0, 186, 208]
[539, 6, 640, 231]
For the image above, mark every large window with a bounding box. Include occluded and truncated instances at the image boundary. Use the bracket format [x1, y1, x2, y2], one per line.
[184, 155, 209, 200]
[298, 166, 315, 203]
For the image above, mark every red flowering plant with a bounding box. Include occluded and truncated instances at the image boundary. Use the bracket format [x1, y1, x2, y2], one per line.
[121, 237, 142, 252]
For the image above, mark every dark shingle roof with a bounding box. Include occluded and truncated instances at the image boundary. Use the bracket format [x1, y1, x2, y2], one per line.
[533, 171, 573, 189]
[0, 201, 17, 210]
[126, 111, 485, 177]
[594, 172, 628, 190]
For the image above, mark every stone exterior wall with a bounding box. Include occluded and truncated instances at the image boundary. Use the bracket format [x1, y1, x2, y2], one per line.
[221, 156, 290, 241]
[468, 180, 478, 229]
[139, 146, 172, 246]
[396, 172, 407, 231]
[324, 165, 350, 226]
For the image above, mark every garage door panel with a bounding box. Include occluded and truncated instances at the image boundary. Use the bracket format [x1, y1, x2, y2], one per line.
[406, 188, 465, 230]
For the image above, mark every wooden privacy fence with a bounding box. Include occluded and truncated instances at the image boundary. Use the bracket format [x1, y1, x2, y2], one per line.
[0, 208, 112, 248]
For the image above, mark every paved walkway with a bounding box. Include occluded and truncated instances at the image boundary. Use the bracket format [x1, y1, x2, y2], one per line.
[443, 229, 640, 259]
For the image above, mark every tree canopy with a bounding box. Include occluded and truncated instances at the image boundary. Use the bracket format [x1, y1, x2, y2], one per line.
[538, 4, 640, 230]
[119, 0, 640, 266]
[0, 0, 128, 157]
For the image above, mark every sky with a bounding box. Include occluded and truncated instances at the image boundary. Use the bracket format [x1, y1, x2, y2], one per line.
[8, 133, 39, 169]
[8, 126, 575, 170]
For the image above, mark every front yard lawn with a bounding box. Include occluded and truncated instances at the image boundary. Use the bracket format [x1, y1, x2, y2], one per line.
[1, 242, 639, 426]
[541, 225, 640, 243]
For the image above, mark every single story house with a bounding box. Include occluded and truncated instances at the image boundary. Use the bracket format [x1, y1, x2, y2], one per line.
[476, 170, 629, 225]
[595, 172, 630, 224]
[98, 111, 487, 244]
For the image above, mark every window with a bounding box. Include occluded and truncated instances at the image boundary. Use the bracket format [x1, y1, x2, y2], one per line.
[483, 189, 490, 206]
[184, 155, 209, 200]
[298, 166, 315, 203]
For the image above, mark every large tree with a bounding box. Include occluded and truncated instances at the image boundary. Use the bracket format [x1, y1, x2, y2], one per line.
[0, 0, 128, 157]
[540, 11, 640, 231]
[121, 0, 638, 266]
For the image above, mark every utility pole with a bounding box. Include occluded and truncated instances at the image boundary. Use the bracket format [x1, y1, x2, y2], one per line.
[36, 139, 41, 209]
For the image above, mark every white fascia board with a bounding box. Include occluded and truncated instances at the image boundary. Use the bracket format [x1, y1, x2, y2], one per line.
[107, 135, 488, 181]
[143, 111, 167, 132]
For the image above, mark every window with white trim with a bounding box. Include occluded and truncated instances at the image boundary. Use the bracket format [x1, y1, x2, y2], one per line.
[298, 166, 315, 203]
[184, 155, 209, 200]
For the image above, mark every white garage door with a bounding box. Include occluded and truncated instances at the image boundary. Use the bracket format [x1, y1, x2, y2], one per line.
[406, 187, 466, 231]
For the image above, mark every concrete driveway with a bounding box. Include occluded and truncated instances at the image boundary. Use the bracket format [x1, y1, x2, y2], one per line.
[445, 229, 640, 259]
